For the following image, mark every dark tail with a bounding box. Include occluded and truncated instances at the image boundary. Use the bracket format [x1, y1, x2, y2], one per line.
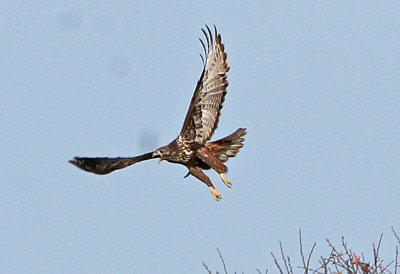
[69, 152, 154, 175]
[205, 128, 246, 162]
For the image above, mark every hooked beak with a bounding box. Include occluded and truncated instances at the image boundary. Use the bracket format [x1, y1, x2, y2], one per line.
[153, 151, 163, 164]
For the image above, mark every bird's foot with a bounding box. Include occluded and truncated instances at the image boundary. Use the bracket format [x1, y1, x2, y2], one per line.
[219, 173, 231, 188]
[209, 186, 221, 201]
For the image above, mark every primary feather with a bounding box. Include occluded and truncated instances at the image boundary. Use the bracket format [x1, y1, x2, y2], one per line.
[180, 25, 230, 145]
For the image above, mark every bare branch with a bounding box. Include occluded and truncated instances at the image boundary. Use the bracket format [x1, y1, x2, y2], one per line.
[395, 246, 398, 274]
[271, 251, 284, 274]
[256, 269, 268, 274]
[204, 230, 400, 273]
[373, 234, 384, 271]
[298, 229, 317, 273]
[279, 241, 293, 274]
[299, 229, 307, 270]
[202, 261, 212, 274]
[393, 227, 400, 246]
[217, 248, 228, 274]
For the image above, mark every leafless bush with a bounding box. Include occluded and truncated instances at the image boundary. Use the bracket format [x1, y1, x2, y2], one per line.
[203, 227, 400, 273]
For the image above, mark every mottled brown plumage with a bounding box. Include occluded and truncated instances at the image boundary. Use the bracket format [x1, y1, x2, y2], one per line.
[69, 26, 246, 201]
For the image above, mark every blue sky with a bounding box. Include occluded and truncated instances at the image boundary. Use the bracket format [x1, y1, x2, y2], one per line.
[1, 1, 399, 273]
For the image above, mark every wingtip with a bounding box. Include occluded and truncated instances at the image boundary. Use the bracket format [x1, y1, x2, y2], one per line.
[69, 157, 85, 167]
[234, 128, 247, 138]
[216, 34, 221, 44]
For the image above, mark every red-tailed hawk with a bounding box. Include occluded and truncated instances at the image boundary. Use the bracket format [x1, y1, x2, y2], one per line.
[70, 26, 246, 201]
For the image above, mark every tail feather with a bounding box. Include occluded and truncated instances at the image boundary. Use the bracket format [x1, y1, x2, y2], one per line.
[206, 128, 246, 162]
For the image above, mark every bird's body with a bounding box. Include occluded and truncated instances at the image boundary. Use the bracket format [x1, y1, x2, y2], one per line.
[70, 26, 246, 200]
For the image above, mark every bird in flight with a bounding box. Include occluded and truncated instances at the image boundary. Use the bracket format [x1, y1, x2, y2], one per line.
[69, 26, 246, 201]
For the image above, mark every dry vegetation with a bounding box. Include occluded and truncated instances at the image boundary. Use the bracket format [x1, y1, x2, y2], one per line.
[203, 227, 400, 274]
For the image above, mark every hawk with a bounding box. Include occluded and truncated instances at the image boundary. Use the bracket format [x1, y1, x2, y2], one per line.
[69, 26, 246, 201]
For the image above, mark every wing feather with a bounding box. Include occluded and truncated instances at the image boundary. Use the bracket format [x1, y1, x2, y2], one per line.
[69, 152, 154, 175]
[180, 26, 230, 145]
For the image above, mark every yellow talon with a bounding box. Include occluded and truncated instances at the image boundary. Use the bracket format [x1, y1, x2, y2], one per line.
[219, 173, 231, 188]
[210, 187, 222, 201]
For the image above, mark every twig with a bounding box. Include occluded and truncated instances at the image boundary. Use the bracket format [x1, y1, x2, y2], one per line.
[287, 256, 293, 274]
[373, 234, 384, 271]
[217, 248, 228, 274]
[271, 251, 284, 274]
[395, 246, 399, 274]
[318, 256, 329, 273]
[202, 261, 212, 274]
[342, 236, 358, 273]
[393, 227, 400, 245]
[279, 241, 293, 273]
[299, 229, 307, 271]
[256, 269, 268, 274]
[299, 229, 317, 273]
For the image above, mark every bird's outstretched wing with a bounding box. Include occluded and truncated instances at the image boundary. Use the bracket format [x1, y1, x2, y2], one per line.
[180, 25, 230, 145]
[69, 152, 154, 175]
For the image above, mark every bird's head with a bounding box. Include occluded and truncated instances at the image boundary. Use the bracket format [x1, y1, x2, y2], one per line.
[153, 146, 168, 163]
